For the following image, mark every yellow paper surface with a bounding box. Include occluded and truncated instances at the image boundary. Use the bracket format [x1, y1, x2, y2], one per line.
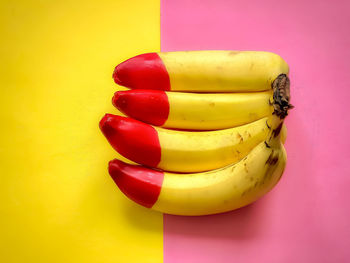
[0, 1, 162, 262]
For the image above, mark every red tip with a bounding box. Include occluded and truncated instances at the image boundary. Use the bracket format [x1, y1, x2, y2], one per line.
[109, 159, 164, 208]
[112, 90, 169, 126]
[99, 114, 161, 167]
[112, 53, 170, 90]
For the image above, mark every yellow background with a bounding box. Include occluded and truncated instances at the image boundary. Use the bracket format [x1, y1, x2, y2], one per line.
[0, 1, 163, 262]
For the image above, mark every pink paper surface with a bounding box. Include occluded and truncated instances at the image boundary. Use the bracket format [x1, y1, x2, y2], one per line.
[161, 0, 350, 262]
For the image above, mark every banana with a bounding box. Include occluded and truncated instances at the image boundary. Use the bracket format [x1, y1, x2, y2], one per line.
[113, 89, 274, 130]
[113, 51, 289, 92]
[99, 114, 272, 172]
[108, 116, 286, 216]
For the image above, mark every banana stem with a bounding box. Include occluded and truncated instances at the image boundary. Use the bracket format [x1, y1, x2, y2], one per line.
[272, 74, 293, 119]
[264, 74, 294, 148]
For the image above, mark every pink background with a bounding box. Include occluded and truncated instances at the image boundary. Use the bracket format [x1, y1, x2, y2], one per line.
[161, 0, 350, 262]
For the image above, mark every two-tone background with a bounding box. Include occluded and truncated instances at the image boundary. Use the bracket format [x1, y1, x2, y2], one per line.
[1, 0, 349, 262]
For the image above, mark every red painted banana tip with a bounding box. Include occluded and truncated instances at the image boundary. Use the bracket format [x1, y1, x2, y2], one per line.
[99, 113, 161, 168]
[112, 53, 170, 90]
[112, 91, 125, 109]
[99, 113, 118, 136]
[112, 65, 121, 85]
[108, 159, 164, 208]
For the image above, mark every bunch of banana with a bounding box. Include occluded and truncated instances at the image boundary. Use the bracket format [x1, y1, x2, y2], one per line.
[100, 50, 292, 216]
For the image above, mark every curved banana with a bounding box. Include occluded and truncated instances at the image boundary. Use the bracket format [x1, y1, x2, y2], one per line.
[113, 89, 274, 130]
[99, 114, 272, 172]
[113, 51, 289, 92]
[108, 118, 286, 216]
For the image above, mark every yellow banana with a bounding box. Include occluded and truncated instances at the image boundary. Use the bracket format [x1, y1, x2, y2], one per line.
[100, 115, 273, 173]
[113, 89, 274, 130]
[113, 50, 289, 92]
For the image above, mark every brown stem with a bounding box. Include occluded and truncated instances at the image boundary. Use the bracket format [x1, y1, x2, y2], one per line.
[272, 74, 294, 119]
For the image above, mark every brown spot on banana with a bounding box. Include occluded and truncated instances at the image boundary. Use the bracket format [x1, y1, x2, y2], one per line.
[273, 123, 283, 138]
[244, 163, 248, 173]
[236, 133, 244, 143]
[265, 150, 279, 165]
[266, 120, 271, 129]
[229, 51, 240, 56]
[262, 151, 280, 184]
